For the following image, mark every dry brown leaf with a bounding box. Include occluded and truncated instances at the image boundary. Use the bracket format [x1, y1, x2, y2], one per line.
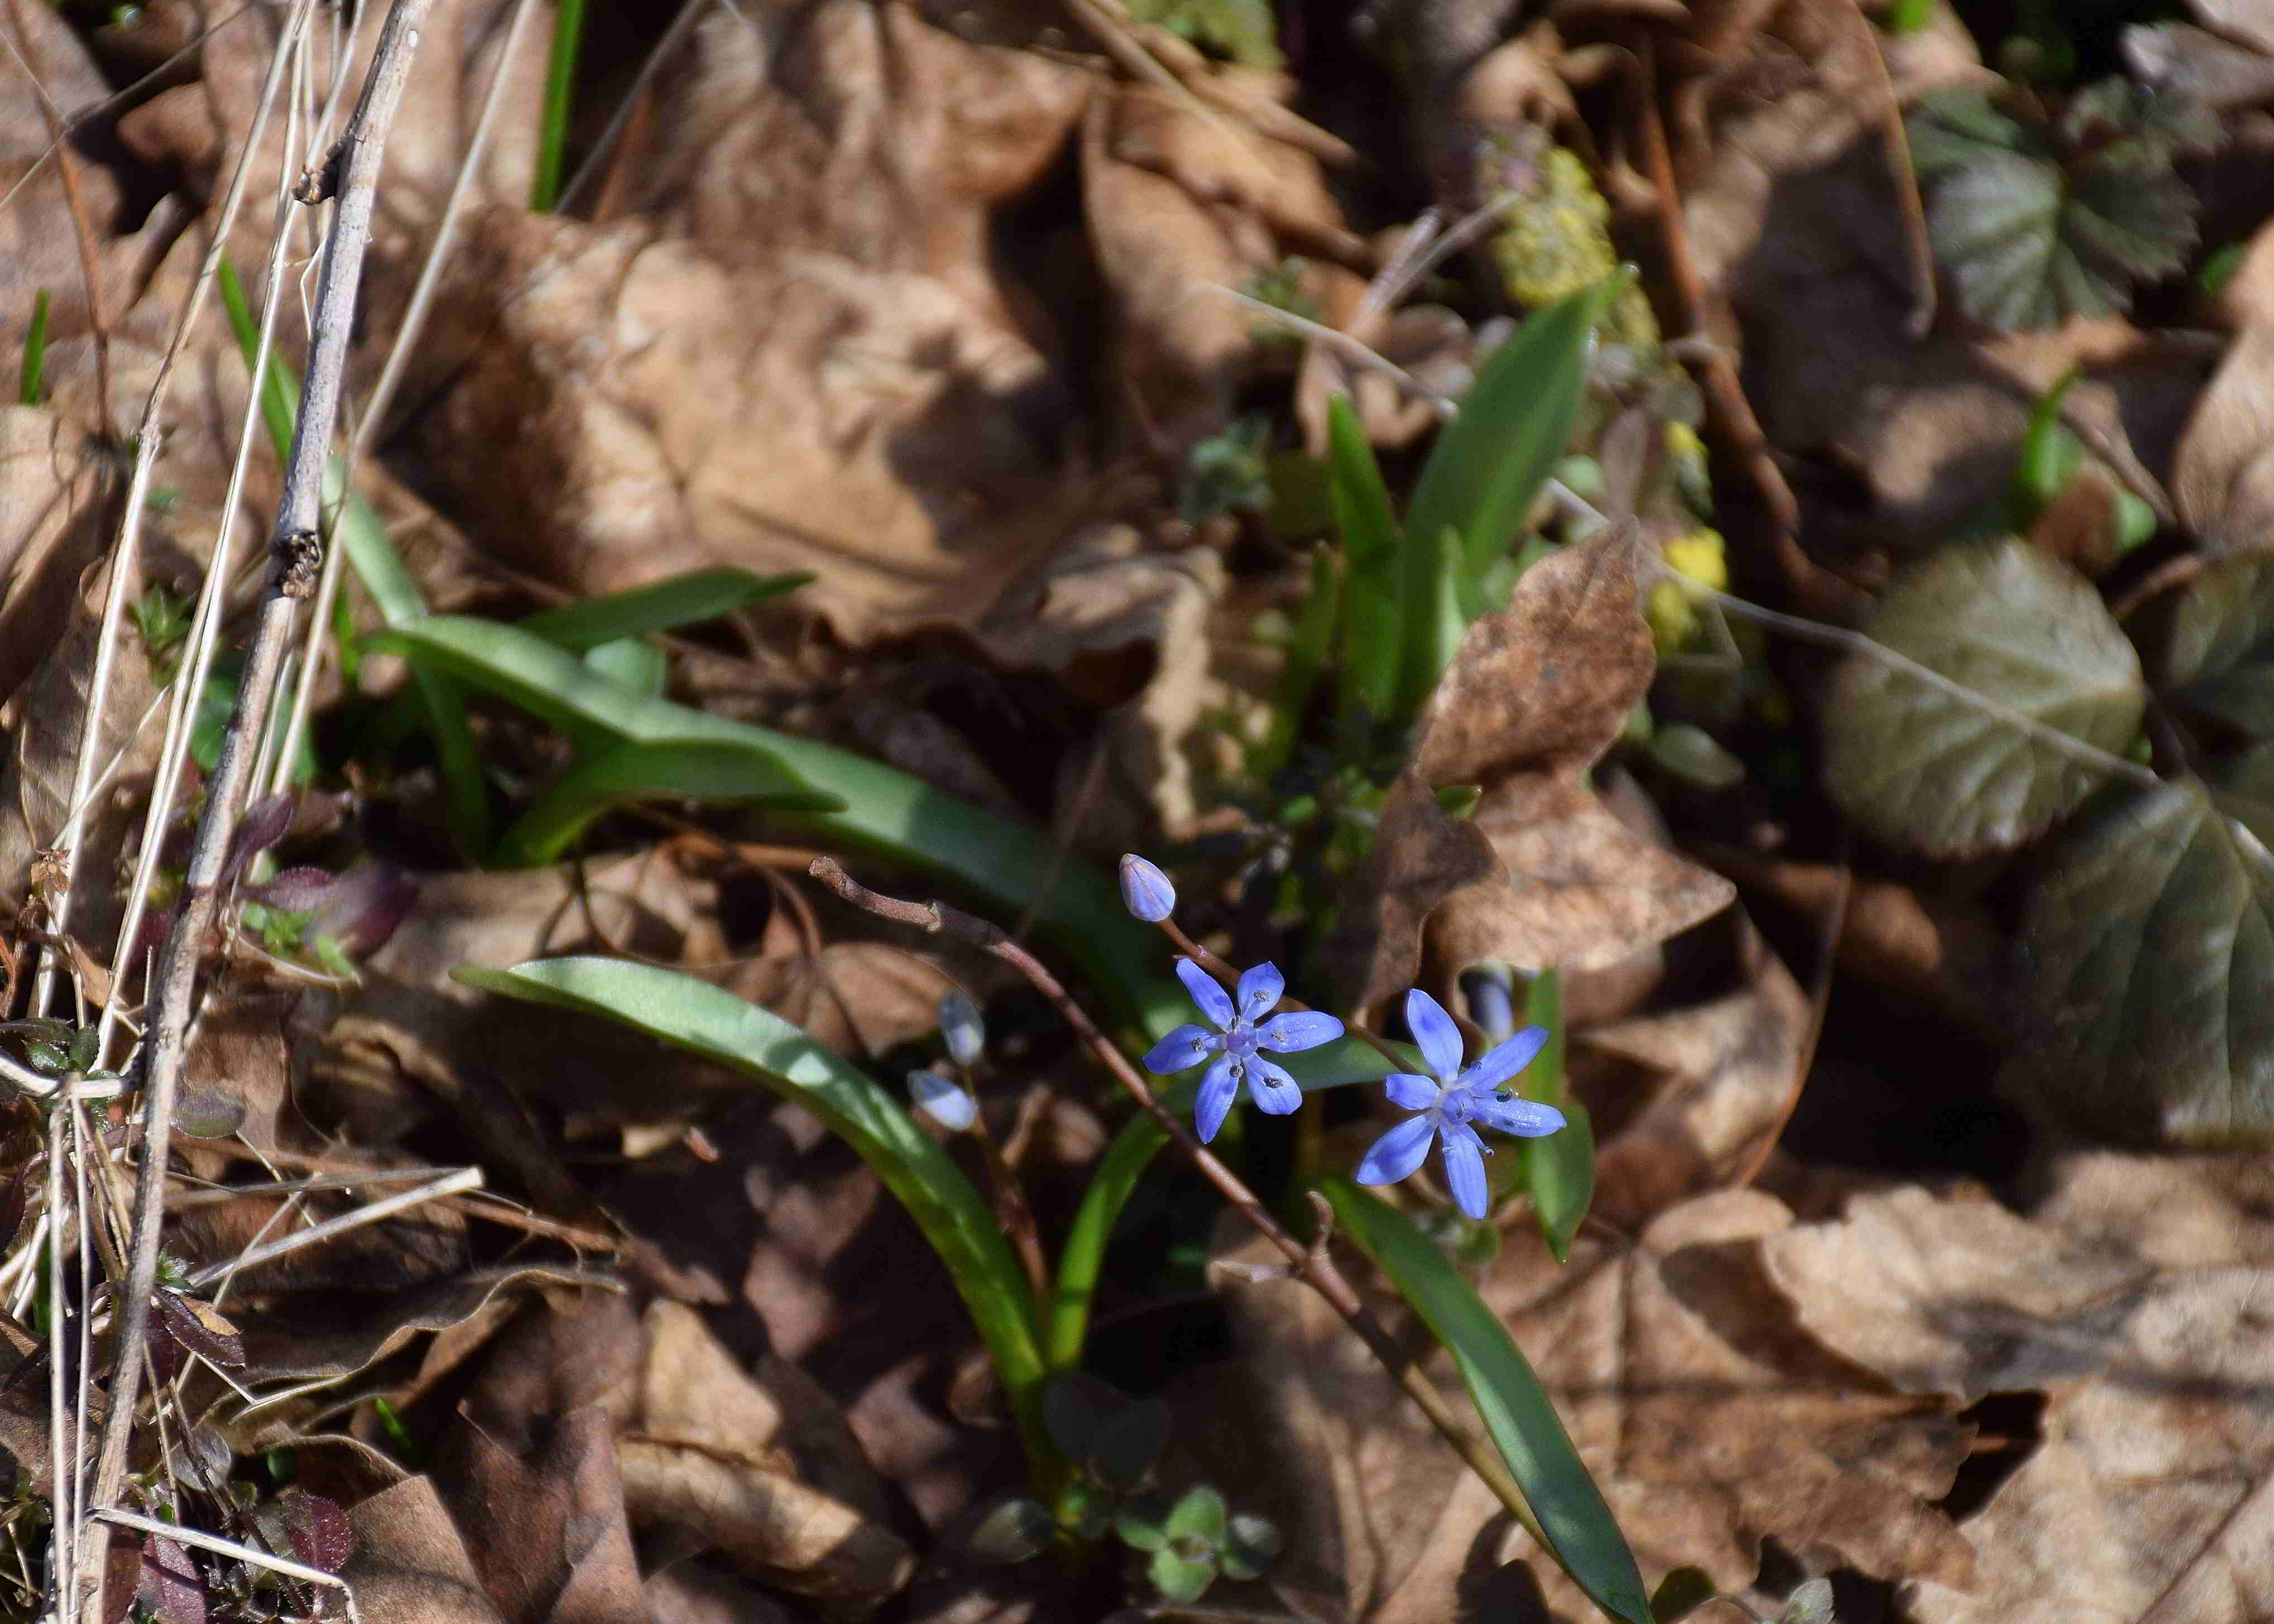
[618, 1301, 914, 1613]
[0, 407, 113, 705]
[1199, 1188, 1973, 1621]
[729, 942, 958, 1061]
[341, 1477, 509, 1624]
[1761, 1162, 2274, 1623]
[1578, 912, 1808, 1228]
[2175, 322, 2274, 555]
[1334, 528, 1734, 1010]
[2195, 0, 2274, 55]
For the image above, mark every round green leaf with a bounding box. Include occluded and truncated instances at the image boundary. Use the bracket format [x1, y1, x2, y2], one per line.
[1149, 1545, 1216, 1604]
[1824, 539, 2144, 856]
[2017, 775, 2274, 1145]
[2149, 551, 2274, 737]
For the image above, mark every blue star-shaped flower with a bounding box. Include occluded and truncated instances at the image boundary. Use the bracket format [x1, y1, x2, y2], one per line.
[1355, 988, 1566, 1220]
[1143, 959, 1344, 1143]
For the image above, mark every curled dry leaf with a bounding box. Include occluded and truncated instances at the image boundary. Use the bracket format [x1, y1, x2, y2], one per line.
[619, 1301, 915, 1612]
[2175, 323, 2274, 556]
[1335, 527, 1734, 1010]
[1198, 1189, 1972, 1621]
[1760, 1159, 2274, 1624]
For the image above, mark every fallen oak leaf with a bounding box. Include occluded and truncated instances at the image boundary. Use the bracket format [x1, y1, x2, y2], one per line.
[1335, 526, 1734, 1010]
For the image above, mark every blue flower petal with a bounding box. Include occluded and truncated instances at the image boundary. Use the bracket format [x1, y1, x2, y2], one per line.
[1405, 988, 1466, 1082]
[1235, 960, 1286, 1025]
[908, 1069, 977, 1132]
[1143, 1024, 1218, 1075]
[1354, 1115, 1436, 1186]
[1257, 1010, 1342, 1053]
[1383, 1072, 1438, 1112]
[1176, 958, 1237, 1031]
[1439, 1125, 1490, 1220]
[1470, 1094, 1566, 1138]
[1246, 1058, 1301, 1113]
[1119, 853, 1177, 922]
[1193, 1056, 1240, 1143]
[1462, 1025, 1550, 1092]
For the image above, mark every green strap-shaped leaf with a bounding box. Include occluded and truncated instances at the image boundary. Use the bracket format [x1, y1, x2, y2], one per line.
[492, 738, 845, 868]
[1327, 394, 1402, 734]
[369, 616, 1169, 1031]
[458, 956, 1057, 1477]
[519, 566, 813, 652]
[1398, 275, 1619, 713]
[1319, 1176, 1652, 1624]
[1513, 969, 1594, 1263]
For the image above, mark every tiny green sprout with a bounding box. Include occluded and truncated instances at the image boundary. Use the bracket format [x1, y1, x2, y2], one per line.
[155, 1253, 195, 1291]
[241, 899, 313, 956]
[143, 484, 180, 515]
[1113, 1483, 1277, 1602]
[1240, 255, 1318, 342]
[1181, 414, 1273, 526]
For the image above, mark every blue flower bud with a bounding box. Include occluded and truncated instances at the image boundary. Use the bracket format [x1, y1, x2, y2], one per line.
[939, 988, 985, 1066]
[1120, 853, 1177, 922]
[909, 1069, 977, 1132]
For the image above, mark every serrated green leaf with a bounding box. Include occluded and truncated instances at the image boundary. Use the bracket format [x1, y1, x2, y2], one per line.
[491, 739, 843, 868]
[2016, 772, 2274, 1145]
[1319, 1178, 1652, 1624]
[1822, 538, 2145, 857]
[1911, 86, 2199, 331]
[2149, 551, 2274, 736]
[457, 957, 1057, 1476]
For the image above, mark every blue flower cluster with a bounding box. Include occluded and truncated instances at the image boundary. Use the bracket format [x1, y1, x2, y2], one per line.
[1121, 855, 1566, 1220]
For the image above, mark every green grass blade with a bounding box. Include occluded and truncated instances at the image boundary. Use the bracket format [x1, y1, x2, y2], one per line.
[520, 567, 813, 652]
[1319, 1177, 1652, 1624]
[530, 0, 588, 212]
[492, 738, 846, 868]
[369, 616, 1174, 1031]
[1398, 276, 1620, 708]
[1256, 546, 1339, 780]
[1326, 395, 1401, 736]
[1514, 969, 1593, 1263]
[458, 955, 1058, 1484]
[17, 289, 49, 406]
[218, 258, 491, 857]
[1048, 1116, 1169, 1371]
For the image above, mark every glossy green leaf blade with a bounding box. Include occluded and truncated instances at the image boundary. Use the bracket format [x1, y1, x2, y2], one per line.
[530, 0, 587, 213]
[1402, 276, 1615, 656]
[371, 616, 1168, 1029]
[1320, 1177, 1651, 1624]
[1821, 537, 2144, 857]
[1514, 970, 1592, 1262]
[520, 567, 813, 652]
[458, 956, 1056, 1469]
[18, 288, 49, 406]
[2017, 768, 2274, 1146]
[1327, 395, 1402, 730]
[218, 258, 490, 857]
[583, 638, 666, 695]
[492, 738, 846, 868]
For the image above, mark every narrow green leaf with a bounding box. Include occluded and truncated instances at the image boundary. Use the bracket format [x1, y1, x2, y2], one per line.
[1049, 1116, 1169, 1371]
[218, 258, 491, 857]
[1515, 970, 1593, 1262]
[1650, 1567, 1719, 1622]
[1326, 395, 1402, 732]
[520, 567, 812, 652]
[491, 739, 846, 868]
[370, 616, 1168, 1030]
[17, 289, 49, 406]
[1403, 275, 1618, 630]
[530, 0, 588, 213]
[1256, 545, 1339, 779]
[2012, 366, 2081, 525]
[582, 638, 666, 695]
[1393, 521, 1471, 722]
[458, 956, 1058, 1476]
[1320, 1178, 1652, 1624]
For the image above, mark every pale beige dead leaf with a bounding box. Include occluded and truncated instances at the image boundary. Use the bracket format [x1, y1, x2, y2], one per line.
[1578, 912, 1808, 1228]
[1199, 1188, 1973, 1622]
[2124, 22, 2274, 109]
[342, 1476, 508, 1624]
[0, 406, 113, 705]
[618, 1301, 914, 1613]
[1334, 528, 1734, 1010]
[729, 942, 958, 1061]
[1760, 1165, 2274, 1624]
[2175, 323, 2274, 555]
[2195, 0, 2274, 55]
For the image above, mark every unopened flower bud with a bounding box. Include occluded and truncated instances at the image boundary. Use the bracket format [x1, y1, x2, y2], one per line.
[1119, 853, 1177, 922]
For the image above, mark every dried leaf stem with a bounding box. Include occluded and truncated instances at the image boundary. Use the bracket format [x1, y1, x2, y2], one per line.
[76, 3, 434, 1609]
[807, 858, 1556, 1555]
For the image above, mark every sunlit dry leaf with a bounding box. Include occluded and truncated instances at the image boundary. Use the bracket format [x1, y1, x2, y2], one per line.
[1762, 1167, 2274, 1624]
[340, 1477, 507, 1624]
[1198, 1189, 1972, 1621]
[619, 1301, 915, 1611]
[2175, 324, 2274, 555]
[1335, 528, 1733, 1009]
[730, 943, 959, 1061]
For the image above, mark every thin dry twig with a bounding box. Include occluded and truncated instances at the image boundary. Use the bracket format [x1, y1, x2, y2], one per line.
[807, 858, 1560, 1558]
[78, 5, 435, 1608]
